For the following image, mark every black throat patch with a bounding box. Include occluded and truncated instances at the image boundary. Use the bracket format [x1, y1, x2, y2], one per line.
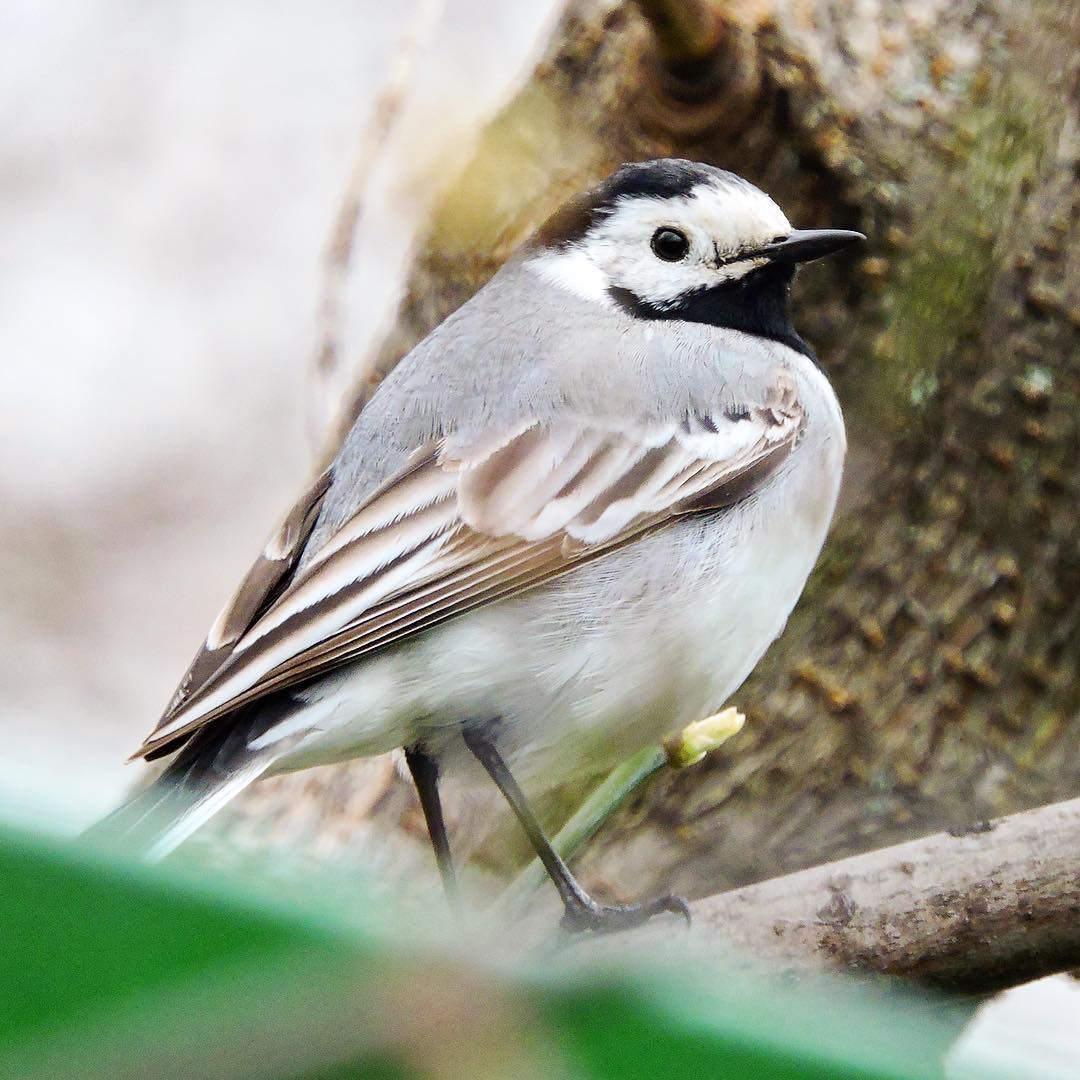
[609, 262, 813, 359]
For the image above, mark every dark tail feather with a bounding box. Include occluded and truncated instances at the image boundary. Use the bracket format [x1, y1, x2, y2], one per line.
[83, 703, 290, 860]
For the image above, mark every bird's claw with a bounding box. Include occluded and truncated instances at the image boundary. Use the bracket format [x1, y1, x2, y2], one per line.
[560, 892, 691, 934]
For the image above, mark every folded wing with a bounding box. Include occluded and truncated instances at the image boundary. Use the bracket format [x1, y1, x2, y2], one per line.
[137, 376, 803, 759]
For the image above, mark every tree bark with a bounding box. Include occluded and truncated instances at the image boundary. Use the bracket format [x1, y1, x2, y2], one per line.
[222, 0, 1080, 956]
[683, 797, 1080, 995]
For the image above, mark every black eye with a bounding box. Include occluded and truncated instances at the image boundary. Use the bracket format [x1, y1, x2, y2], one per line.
[650, 227, 690, 262]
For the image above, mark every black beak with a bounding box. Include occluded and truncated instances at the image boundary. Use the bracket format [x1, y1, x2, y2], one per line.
[757, 229, 866, 265]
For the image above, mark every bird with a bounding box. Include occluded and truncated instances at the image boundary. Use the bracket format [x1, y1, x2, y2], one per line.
[92, 158, 862, 933]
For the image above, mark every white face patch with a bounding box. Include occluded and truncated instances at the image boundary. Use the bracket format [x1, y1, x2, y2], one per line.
[526, 178, 792, 309]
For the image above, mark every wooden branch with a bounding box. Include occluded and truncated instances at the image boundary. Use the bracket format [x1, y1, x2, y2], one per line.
[686, 797, 1080, 994]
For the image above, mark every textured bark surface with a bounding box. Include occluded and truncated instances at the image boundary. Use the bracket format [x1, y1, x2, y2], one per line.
[223, 0, 1080, 918]
[680, 797, 1080, 994]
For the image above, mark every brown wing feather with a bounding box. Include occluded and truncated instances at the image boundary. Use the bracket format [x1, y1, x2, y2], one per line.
[140, 467, 332, 760]
[135, 386, 803, 759]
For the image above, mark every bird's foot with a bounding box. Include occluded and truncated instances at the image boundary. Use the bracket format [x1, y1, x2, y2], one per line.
[560, 892, 691, 934]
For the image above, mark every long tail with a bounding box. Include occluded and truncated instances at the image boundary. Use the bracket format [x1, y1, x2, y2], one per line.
[84, 704, 292, 861]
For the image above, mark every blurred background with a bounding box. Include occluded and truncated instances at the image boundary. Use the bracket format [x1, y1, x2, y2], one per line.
[0, 0, 557, 824]
[1, 0, 341, 821]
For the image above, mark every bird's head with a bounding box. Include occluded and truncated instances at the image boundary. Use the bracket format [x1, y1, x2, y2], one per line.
[526, 159, 864, 357]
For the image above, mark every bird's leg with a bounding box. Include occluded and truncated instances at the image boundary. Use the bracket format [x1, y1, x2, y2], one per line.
[404, 744, 458, 909]
[462, 725, 690, 934]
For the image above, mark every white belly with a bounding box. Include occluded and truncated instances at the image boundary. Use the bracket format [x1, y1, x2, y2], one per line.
[269, 373, 845, 794]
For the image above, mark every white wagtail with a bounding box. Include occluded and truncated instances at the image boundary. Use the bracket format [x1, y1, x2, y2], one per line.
[95, 159, 862, 932]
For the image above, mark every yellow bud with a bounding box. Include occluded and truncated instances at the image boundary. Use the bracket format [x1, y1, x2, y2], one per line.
[664, 707, 746, 768]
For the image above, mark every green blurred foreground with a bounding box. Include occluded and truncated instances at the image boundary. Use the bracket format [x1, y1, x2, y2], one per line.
[1, 824, 973, 1079]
